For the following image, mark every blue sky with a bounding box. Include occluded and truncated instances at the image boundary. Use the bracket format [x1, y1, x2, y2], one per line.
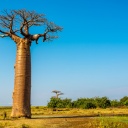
[0, 0, 128, 105]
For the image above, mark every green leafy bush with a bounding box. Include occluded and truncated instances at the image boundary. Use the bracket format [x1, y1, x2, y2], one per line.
[120, 96, 128, 106]
[47, 96, 128, 109]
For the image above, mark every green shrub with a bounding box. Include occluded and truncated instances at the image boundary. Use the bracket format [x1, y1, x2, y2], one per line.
[47, 98, 72, 108]
[120, 96, 128, 106]
[95, 97, 111, 108]
[47, 98, 62, 108]
[111, 100, 120, 107]
[47, 96, 128, 109]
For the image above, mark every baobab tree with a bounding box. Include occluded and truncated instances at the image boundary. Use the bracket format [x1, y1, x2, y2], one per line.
[0, 9, 62, 118]
[52, 90, 64, 98]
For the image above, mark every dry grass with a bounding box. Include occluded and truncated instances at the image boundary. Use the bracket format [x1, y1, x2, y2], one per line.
[0, 107, 128, 128]
[1, 106, 128, 117]
[31, 107, 128, 117]
[0, 117, 128, 128]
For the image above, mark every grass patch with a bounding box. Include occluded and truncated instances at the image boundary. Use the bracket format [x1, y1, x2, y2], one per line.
[0, 107, 128, 127]
[0, 117, 128, 128]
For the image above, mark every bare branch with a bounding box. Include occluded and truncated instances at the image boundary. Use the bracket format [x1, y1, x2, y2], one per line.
[3, 10, 14, 32]
[0, 9, 62, 42]
[0, 29, 9, 35]
[46, 22, 63, 32]
[20, 23, 27, 36]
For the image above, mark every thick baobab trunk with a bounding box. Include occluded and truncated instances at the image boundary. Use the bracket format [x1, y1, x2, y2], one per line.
[11, 39, 31, 118]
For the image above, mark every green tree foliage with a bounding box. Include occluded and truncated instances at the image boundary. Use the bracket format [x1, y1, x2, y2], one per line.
[62, 98, 72, 108]
[47, 98, 61, 108]
[95, 97, 111, 108]
[110, 100, 120, 107]
[120, 96, 128, 106]
[47, 98, 72, 108]
[72, 98, 96, 109]
[47, 96, 128, 109]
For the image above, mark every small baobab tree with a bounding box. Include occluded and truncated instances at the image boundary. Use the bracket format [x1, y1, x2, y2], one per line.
[52, 90, 64, 98]
[0, 9, 62, 118]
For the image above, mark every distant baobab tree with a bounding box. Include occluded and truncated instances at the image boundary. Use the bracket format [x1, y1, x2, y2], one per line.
[52, 90, 64, 98]
[0, 9, 62, 118]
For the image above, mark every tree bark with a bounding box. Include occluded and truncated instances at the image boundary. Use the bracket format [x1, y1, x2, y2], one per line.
[11, 39, 31, 118]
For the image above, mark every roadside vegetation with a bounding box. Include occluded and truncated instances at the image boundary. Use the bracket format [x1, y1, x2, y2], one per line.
[0, 96, 128, 127]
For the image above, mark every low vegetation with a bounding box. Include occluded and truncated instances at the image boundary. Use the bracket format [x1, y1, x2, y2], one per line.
[0, 113, 128, 128]
[47, 96, 128, 109]
[0, 96, 128, 127]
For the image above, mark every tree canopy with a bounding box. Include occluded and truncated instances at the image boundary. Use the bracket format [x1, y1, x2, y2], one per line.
[0, 9, 62, 44]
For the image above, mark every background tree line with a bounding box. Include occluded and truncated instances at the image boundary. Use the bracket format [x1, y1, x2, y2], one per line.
[47, 96, 128, 109]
